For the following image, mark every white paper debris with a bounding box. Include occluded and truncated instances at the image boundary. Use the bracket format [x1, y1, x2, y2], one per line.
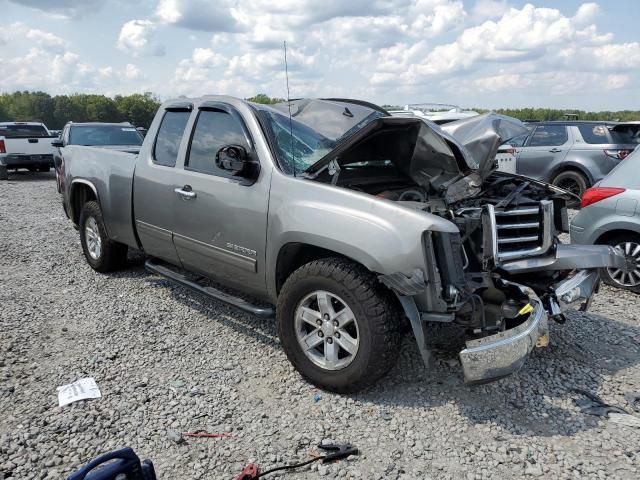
[57, 377, 102, 407]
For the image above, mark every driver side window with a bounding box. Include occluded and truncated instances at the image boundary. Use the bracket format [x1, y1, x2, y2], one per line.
[186, 109, 251, 178]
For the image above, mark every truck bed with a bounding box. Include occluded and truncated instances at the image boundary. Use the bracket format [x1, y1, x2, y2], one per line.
[62, 145, 139, 247]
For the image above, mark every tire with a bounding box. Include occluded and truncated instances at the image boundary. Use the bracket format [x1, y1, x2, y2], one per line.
[0, 165, 7, 181]
[28, 167, 38, 172]
[600, 233, 640, 294]
[552, 170, 588, 207]
[38, 166, 50, 172]
[277, 257, 402, 393]
[79, 201, 128, 272]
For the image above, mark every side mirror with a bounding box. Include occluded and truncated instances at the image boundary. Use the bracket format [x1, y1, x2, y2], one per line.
[215, 145, 258, 181]
[51, 139, 64, 148]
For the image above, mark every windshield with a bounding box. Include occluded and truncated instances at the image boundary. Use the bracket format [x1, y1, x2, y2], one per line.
[260, 101, 387, 174]
[70, 125, 144, 146]
[0, 124, 49, 138]
[262, 110, 335, 174]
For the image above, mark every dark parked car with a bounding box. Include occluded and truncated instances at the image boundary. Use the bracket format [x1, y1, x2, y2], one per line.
[505, 121, 639, 200]
[52, 122, 144, 193]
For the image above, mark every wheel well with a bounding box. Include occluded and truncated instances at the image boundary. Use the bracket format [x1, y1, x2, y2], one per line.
[70, 183, 97, 224]
[275, 243, 349, 294]
[551, 166, 592, 187]
[595, 229, 640, 245]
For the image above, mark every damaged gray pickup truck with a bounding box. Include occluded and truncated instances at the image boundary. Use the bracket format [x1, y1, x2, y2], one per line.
[59, 96, 625, 392]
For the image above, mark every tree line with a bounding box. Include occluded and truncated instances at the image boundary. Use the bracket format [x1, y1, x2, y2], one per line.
[0, 91, 162, 129]
[0, 91, 637, 129]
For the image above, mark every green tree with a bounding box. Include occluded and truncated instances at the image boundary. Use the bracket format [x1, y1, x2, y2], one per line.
[114, 93, 161, 128]
[246, 93, 285, 104]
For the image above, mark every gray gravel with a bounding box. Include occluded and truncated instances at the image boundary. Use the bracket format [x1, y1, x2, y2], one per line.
[1, 172, 640, 479]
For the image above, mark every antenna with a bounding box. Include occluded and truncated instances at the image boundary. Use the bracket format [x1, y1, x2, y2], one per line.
[284, 40, 296, 176]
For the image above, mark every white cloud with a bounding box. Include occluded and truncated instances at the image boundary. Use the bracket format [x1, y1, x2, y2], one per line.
[471, 0, 510, 20]
[573, 2, 599, 25]
[155, 0, 242, 32]
[117, 20, 166, 57]
[124, 64, 144, 81]
[370, 3, 627, 86]
[8, 0, 104, 19]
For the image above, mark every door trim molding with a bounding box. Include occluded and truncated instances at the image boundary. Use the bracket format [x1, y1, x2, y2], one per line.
[173, 232, 257, 273]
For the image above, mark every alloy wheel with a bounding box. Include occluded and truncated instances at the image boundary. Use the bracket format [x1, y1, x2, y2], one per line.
[607, 241, 640, 287]
[294, 290, 360, 371]
[85, 217, 102, 260]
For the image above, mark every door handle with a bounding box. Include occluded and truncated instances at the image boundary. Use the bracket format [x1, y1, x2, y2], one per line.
[549, 148, 562, 153]
[174, 185, 196, 200]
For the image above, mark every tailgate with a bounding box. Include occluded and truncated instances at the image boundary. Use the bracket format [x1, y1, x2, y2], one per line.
[1, 137, 55, 155]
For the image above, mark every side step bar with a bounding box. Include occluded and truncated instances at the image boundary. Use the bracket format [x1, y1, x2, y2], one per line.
[145, 259, 275, 318]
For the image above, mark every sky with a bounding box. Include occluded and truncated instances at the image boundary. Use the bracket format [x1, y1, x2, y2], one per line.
[0, 0, 638, 110]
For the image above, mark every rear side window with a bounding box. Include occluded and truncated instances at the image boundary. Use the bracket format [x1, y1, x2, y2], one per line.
[153, 111, 191, 167]
[0, 124, 49, 138]
[577, 124, 613, 144]
[610, 125, 640, 145]
[528, 125, 568, 147]
[186, 110, 250, 177]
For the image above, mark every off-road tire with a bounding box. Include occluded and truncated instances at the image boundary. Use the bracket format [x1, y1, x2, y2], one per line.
[277, 257, 402, 393]
[600, 233, 640, 294]
[79, 201, 128, 272]
[0, 165, 7, 180]
[552, 170, 588, 207]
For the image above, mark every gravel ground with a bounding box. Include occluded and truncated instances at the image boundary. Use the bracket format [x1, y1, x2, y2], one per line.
[1, 172, 640, 480]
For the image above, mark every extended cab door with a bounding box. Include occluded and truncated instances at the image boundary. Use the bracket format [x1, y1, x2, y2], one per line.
[516, 124, 571, 181]
[171, 102, 270, 296]
[133, 104, 192, 265]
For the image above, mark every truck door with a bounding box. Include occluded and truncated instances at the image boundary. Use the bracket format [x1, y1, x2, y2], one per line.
[133, 105, 192, 265]
[516, 125, 570, 181]
[171, 102, 270, 296]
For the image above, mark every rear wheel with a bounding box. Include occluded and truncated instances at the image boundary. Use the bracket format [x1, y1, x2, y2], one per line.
[0, 165, 7, 180]
[277, 257, 402, 393]
[601, 233, 640, 294]
[79, 201, 128, 272]
[552, 170, 588, 206]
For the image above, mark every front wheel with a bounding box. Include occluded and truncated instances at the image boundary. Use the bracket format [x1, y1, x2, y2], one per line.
[277, 258, 402, 393]
[601, 234, 640, 294]
[79, 201, 128, 272]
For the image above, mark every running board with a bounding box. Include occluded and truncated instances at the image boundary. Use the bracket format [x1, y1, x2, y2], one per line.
[145, 259, 275, 318]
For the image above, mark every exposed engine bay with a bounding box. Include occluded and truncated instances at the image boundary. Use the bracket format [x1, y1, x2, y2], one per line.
[311, 148, 580, 344]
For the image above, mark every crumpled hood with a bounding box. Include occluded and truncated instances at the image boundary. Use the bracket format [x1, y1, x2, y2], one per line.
[440, 113, 529, 179]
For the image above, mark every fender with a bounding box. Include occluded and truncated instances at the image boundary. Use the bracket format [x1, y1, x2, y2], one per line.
[265, 172, 459, 299]
[69, 178, 100, 224]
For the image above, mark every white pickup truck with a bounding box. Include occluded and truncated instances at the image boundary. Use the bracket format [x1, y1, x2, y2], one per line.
[0, 122, 57, 180]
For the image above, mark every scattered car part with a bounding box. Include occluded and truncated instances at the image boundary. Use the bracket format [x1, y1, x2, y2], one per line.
[236, 442, 359, 479]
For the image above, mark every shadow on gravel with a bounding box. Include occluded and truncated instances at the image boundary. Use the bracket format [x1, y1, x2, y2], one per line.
[357, 310, 640, 438]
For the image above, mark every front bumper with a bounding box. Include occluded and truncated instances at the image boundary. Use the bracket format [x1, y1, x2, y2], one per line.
[499, 244, 626, 274]
[459, 266, 606, 384]
[459, 285, 548, 384]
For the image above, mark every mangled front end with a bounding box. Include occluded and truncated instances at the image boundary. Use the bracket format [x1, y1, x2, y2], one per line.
[378, 115, 626, 383]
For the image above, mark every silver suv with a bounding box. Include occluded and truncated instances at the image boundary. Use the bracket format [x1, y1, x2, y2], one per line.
[506, 122, 638, 200]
